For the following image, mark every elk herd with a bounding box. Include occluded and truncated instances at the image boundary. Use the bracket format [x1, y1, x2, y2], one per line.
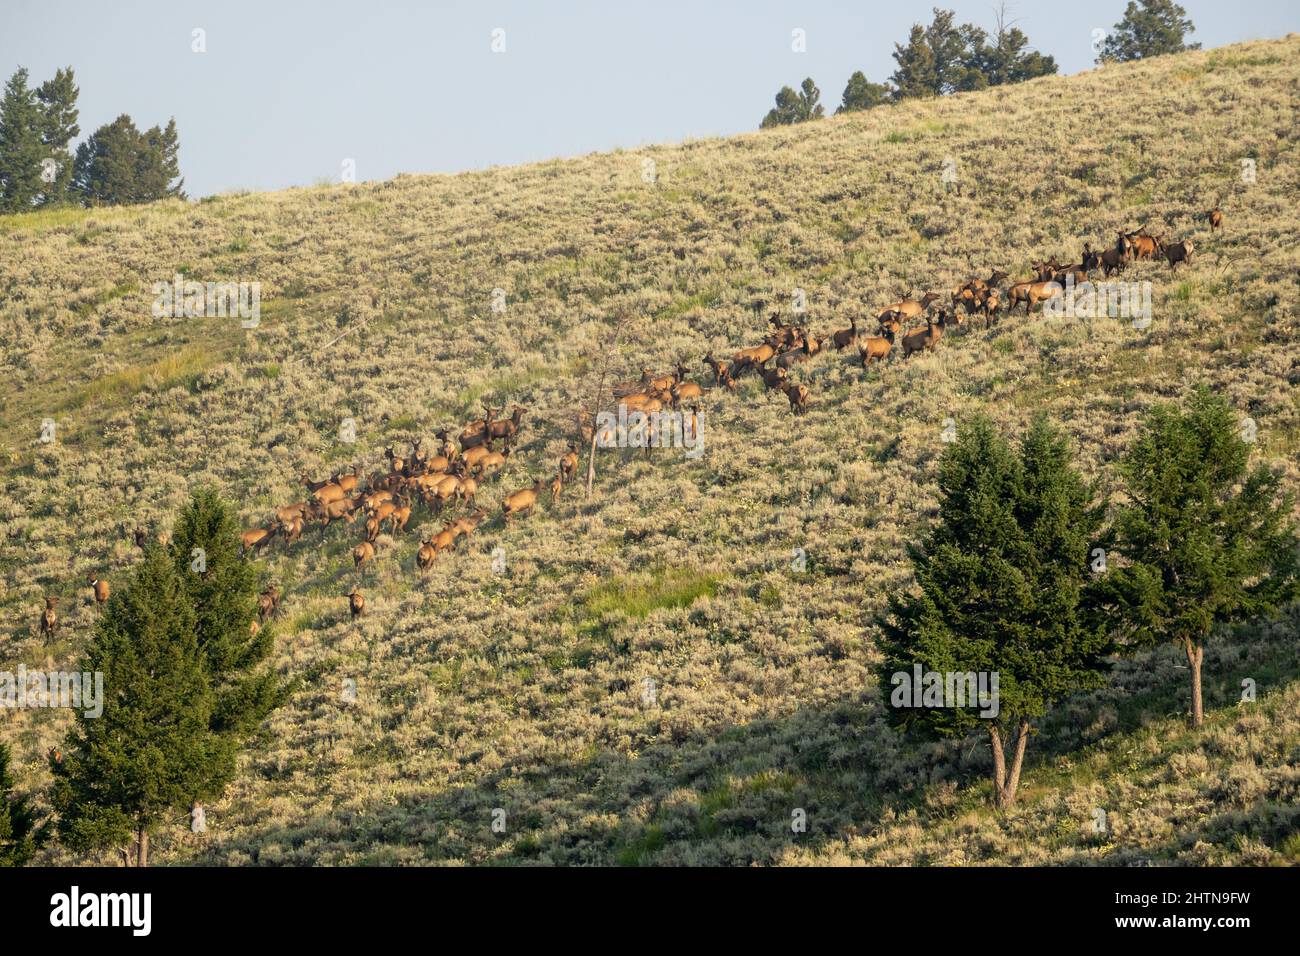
[35, 206, 1220, 640]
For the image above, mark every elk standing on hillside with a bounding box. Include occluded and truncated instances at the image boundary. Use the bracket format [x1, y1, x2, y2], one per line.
[39, 596, 58, 642]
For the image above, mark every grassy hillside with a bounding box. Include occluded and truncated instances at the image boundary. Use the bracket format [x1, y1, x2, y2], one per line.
[2, 37, 1298, 866]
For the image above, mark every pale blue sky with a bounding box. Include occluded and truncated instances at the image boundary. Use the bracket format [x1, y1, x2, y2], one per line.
[3, 0, 1295, 197]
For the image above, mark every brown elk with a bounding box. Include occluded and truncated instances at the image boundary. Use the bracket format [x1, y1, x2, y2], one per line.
[333, 467, 362, 494]
[875, 291, 939, 325]
[830, 316, 859, 350]
[476, 444, 511, 478]
[550, 474, 564, 504]
[901, 312, 947, 358]
[759, 365, 789, 397]
[302, 474, 331, 494]
[1099, 234, 1134, 277]
[502, 478, 549, 523]
[487, 405, 527, 442]
[353, 540, 375, 571]
[781, 381, 810, 415]
[88, 575, 110, 607]
[388, 497, 414, 534]
[311, 481, 347, 506]
[258, 585, 281, 622]
[703, 354, 733, 390]
[858, 328, 895, 368]
[978, 288, 1001, 329]
[730, 338, 779, 377]
[558, 442, 579, 482]
[459, 406, 497, 450]
[241, 527, 275, 553]
[1007, 278, 1062, 316]
[1208, 208, 1223, 231]
[349, 589, 365, 619]
[1163, 239, 1193, 269]
[1126, 230, 1161, 260]
[40, 596, 58, 642]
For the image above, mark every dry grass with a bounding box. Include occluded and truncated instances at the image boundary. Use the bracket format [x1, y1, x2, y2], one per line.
[2, 37, 1299, 866]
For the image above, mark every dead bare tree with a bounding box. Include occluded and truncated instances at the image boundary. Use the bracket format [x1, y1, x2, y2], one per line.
[584, 310, 633, 497]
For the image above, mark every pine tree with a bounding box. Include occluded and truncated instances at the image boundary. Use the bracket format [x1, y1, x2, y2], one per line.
[72, 114, 185, 206]
[1098, 389, 1299, 727]
[50, 544, 236, 866]
[837, 72, 890, 114]
[878, 416, 1110, 808]
[1098, 0, 1199, 63]
[0, 743, 43, 866]
[0, 68, 45, 213]
[760, 78, 824, 128]
[169, 487, 288, 736]
[890, 9, 974, 99]
[34, 66, 79, 204]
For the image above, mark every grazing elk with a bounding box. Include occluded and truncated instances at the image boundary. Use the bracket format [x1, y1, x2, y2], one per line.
[242, 527, 275, 553]
[781, 381, 810, 415]
[502, 478, 550, 523]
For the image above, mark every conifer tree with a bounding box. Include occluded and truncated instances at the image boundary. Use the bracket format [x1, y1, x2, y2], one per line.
[1098, 0, 1199, 63]
[878, 416, 1110, 808]
[0, 68, 44, 213]
[1098, 389, 1299, 727]
[169, 487, 288, 736]
[0, 743, 43, 866]
[50, 544, 235, 866]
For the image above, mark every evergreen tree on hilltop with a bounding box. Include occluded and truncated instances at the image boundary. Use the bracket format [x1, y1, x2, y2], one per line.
[760, 78, 825, 128]
[0, 68, 45, 213]
[878, 415, 1110, 808]
[837, 72, 891, 114]
[35, 66, 79, 204]
[72, 114, 185, 206]
[1098, 0, 1200, 63]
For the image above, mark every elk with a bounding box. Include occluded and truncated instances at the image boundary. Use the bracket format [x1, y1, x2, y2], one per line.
[1126, 230, 1161, 261]
[1164, 239, 1193, 269]
[302, 474, 332, 493]
[1007, 278, 1062, 316]
[978, 288, 1001, 329]
[781, 381, 810, 415]
[349, 589, 365, 619]
[759, 365, 788, 398]
[730, 338, 779, 377]
[550, 474, 564, 504]
[353, 540, 375, 571]
[275, 502, 311, 525]
[703, 354, 733, 390]
[502, 478, 549, 523]
[830, 316, 859, 350]
[901, 312, 947, 358]
[258, 585, 281, 622]
[88, 575, 110, 607]
[476, 444, 511, 478]
[670, 366, 707, 407]
[459, 406, 497, 450]
[858, 328, 895, 368]
[311, 481, 347, 506]
[1099, 234, 1134, 277]
[388, 497, 414, 534]
[241, 527, 275, 553]
[452, 508, 488, 538]
[875, 291, 939, 325]
[487, 405, 527, 442]
[39, 596, 58, 642]
[1208, 207, 1223, 231]
[559, 442, 579, 482]
[333, 467, 362, 494]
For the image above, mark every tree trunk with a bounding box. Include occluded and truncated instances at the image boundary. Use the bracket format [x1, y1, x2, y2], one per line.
[585, 428, 599, 497]
[989, 721, 1031, 809]
[135, 828, 149, 868]
[1184, 638, 1205, 728]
